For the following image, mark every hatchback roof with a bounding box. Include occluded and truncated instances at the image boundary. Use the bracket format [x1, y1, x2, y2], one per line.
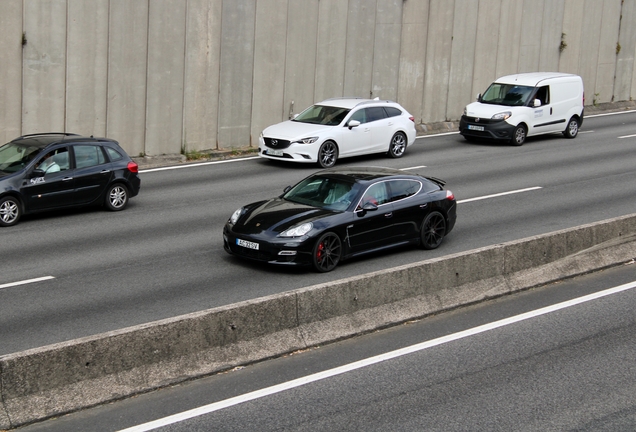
[9, 133, 115, 149]
[317, 97, 397, 109]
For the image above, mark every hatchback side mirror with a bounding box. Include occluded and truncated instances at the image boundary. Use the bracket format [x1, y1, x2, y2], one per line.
[30, 168, 45, 178]
[347, 120, 361, 130]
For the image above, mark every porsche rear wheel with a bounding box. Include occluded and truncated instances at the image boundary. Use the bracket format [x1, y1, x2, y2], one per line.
[312, 232, 342, 272]
[420, 211, 446, 250]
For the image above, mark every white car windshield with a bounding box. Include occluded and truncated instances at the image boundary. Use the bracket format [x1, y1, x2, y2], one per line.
[481, 83, 534, 106]
[292, 105, 350, 126]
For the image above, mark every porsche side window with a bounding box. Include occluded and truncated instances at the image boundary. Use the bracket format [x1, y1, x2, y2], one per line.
[388, 180, 421, 203]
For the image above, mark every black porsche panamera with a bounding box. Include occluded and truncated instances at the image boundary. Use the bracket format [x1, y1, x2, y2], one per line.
[223, 166, 457, 272]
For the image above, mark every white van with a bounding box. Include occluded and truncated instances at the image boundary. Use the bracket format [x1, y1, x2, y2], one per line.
[459, 72, 584, 146]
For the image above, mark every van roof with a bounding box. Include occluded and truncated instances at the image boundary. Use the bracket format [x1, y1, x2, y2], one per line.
[495, 72, 581, 87]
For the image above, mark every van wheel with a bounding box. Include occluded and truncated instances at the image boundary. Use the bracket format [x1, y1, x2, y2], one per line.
[510, 125, 526, 146]
[563, 117, 579, 138]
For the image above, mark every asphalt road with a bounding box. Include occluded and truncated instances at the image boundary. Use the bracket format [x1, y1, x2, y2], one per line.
[1, 111, 636, 355]
[17, 254, 636, 431]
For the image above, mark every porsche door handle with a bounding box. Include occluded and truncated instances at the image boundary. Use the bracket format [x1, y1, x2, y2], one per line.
[62, 177, 73, 181]
[384, 212, 393, 218]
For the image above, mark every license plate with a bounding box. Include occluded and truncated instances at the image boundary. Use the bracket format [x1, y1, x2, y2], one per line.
[468, 125, 484, 131]
[237, 238, 259, 250]
[266, 149, 284, 156]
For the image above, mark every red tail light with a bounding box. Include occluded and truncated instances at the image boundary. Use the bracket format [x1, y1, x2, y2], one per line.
[127, 161, 139, 173]
[409, 116, 415, 122]
[446, 190, 455, 201]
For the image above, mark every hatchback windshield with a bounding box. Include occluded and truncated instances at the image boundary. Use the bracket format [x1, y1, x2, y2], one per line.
[284, 175, 358, 211]
[293, 105, 350, 126]
[481, 83, 534, 106]
[0, 142, 41, 174]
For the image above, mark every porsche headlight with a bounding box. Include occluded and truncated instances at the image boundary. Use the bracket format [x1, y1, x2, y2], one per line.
[280, 222, 313, 237]
[492, 111, 512, 121]
[229, 207, 243, 225]
[292, 137, 319, 145]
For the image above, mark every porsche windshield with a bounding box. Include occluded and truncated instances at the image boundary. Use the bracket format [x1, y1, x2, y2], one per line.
[481, 83, 535, 106]
[292, 105, 350, 126]
[283, 175, 358, 211]
[0, 142, 41, 174]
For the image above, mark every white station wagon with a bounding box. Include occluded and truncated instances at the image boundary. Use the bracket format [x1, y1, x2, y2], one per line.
[259, 98, 417, 168]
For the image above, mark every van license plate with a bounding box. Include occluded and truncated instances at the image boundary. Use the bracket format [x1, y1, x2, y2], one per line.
[468, 125, 484, 131]
[267, 149, 284, 156]
[237, 238, 259, 250]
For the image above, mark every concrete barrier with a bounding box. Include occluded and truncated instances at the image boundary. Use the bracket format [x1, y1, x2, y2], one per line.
[2, 214, 636, 428]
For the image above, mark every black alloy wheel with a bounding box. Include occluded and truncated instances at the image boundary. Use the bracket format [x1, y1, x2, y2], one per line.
[0, 196, 22, 227]
[105, 183, 129, 211]
[510, 125, 527, 146]
[420, 211, 446, 250]
[563, 117, 579, 138]
[318, 141, 338, 168]
[388, 132, 407, 158]
[312, 232, 342, 272]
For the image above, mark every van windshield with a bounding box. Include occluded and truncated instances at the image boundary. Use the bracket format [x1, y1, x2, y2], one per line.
[481, 83, 534, 107]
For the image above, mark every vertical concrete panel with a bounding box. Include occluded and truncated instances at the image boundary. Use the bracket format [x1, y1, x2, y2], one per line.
[314, 0, 348, 102]
[66, 0, 108, 136]
[446, 0, 478, 121]
[183, 0, 222, 151]
[595, 0, 621, 103]
[22, 0, 67, 134]
[495, 0, 523, 78]
[558, 0, 584, 74]
[371, 0, 402, 100]
[614, 0, 636, 101]
[0, 0, 22, 143]
[284, 1, 319, 114]
[251, 0, 287, 142]
[579, 0, 604, 103]
[422, 0, 454, 123]
[344, 0, 377, 97]
[217, 0, 256, 148]
[146, 0, 186, 155]
[107, 0, 148, 157]
[538, 0, 564, 71]
[470, 0, 499, 108]
[518, 0, 543, 72]
[397, 0, 429, 123]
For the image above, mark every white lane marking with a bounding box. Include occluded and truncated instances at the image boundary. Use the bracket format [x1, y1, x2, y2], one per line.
[0, 276, 55, 290]
[458, 187, 542, 204]
[618, 134, 636, 139]
[118, 279, 636, 432]
[415, 131, 459, 139]
[579, 130, 594, 134]
[587, 110, 636, 118]
[400, 166, 427, 170]
[140, 157, 260, 173]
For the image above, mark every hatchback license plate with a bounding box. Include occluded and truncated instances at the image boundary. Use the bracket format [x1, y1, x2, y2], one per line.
[266, 149, 284, 156]
[468, 125, 484, 131]
[237, 238, 259, 250]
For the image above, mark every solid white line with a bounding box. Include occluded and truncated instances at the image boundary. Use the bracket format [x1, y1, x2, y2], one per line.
[458, 186, 542, 204]
[0, 276, 55, 290]
[415, 131, 460, 139]
[118, 279, 636, 432]
[140, 156, 261, 173]
[618, 134, 636, 139]
[400, 165, 427, 170]
[586, 109, 636, 118]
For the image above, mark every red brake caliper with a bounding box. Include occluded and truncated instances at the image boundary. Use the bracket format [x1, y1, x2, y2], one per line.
[317, 242, 324, 261]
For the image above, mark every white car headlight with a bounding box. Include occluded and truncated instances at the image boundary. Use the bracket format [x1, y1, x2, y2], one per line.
[229, 207, 243, 225]
[492, 111, 512, 121]
[280, 222, 313, 237]
[292, 137, 319, 145]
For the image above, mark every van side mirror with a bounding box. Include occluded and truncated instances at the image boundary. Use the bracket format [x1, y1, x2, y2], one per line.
[476, 93, 482, 102]
[532, 99, 542, 107]
[347, 120, 361, 130]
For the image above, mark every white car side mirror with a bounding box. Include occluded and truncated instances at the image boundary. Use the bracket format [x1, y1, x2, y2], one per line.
[532, 99, 542, 107]
[347, 120, 361, 129]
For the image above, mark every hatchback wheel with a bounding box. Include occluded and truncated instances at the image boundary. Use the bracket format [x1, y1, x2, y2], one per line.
[510, 125, 527, 146]
[0, 196, 22, 227]
[563, 117, 579, 138]
[318, 141, 338, 168]
[312, 232, 342, 272]
[388, 132, 407, 158]
[420, 211, 446, 250]
[105, 184, 129, 211]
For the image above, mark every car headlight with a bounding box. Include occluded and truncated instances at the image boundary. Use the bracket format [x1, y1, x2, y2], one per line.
[492, 111, 512, 121]
[292, 137, 319, 145]
[229, 207, 243, 225]
[280, 222, 313, 237]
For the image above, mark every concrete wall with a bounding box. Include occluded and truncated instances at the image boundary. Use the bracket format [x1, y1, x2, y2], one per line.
[2, 213, 636, 428]
[1, 0, 635, 154]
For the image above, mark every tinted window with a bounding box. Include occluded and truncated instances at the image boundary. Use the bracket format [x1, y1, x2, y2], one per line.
[388, 180, 421, 202]
[74, 145, 106, 169]
[360, 182, 389, 207]
[384, 107, 402, 118]
[35, 147, 70, 174]
[365, 107, 388, 123]
[349, 108, 367, 124]
[106, 147, 124, 162]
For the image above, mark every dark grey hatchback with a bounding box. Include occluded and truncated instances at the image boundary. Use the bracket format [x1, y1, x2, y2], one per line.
[0, 133, 141, 227]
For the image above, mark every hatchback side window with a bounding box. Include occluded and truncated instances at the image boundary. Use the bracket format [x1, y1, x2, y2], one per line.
[387, 180, 421, 203]
[349, 109, 367, 124]
[365, 107, 388, 123]
[74, 145, 106, 169]
[35, 147, 70, 174]
[384, 107, 402, 118]
[106, 147, 124, 162]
